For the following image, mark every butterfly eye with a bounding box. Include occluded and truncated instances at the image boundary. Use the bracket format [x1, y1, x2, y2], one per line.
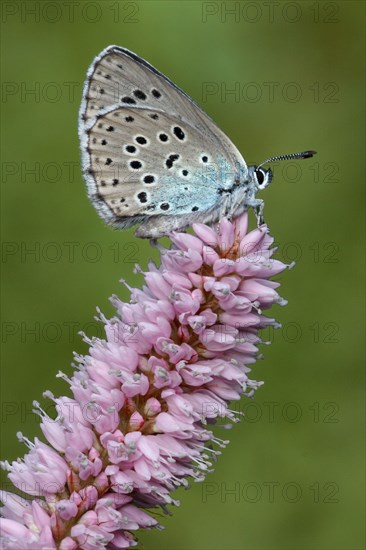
[255, 167, 273, 189]
[255, 168, 265, 185]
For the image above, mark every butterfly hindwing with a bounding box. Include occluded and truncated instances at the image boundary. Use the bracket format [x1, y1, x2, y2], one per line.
[84, 106, 239, 229]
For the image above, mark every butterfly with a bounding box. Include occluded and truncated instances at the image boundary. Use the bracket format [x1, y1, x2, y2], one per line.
[79, 46, 315, 239]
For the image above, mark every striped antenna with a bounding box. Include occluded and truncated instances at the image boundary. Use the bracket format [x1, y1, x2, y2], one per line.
[257, 150, 317, 169]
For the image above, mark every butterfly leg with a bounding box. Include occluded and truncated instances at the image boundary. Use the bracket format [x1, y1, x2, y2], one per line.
[149, 238, 165, 251]
[253, 199, 265, 227]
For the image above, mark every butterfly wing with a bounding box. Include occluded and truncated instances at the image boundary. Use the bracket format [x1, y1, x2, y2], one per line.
[79, 46, 249, 237]
[84, 106, 244, 236]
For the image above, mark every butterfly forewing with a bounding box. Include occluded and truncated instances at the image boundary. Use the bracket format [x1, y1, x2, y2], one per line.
[80, 46, 246, 165]
[80, 47, 200, 127]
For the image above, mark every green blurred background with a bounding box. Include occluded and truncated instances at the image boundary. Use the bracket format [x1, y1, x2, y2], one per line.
[1, 1, 364, 548]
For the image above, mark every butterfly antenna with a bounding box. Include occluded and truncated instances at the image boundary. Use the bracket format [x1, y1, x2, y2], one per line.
[257, 150, 317, 169]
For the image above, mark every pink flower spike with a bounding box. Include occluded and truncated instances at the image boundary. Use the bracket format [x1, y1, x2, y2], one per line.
[1, 214, 290, 548]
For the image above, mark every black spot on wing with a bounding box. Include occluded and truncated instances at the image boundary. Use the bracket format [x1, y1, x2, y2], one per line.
[133, 89, 147, 100]
[173, 126, 185, 140]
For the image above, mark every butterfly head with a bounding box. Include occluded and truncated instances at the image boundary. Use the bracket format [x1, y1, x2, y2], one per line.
[252, 150, 317, 190]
